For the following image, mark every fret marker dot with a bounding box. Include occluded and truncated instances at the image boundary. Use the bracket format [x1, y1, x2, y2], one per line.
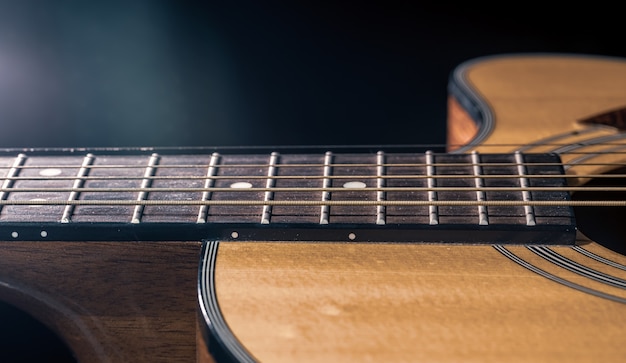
[343, 181, 367, 189]
[11, 232, 18, 238]
[29, 198, 46, 207]
[230, 182, 253, 189]
[348, 233, 356, 240]
[40, 230, 48, 238]
[231, 231, 239, 239]
[39, 168, 62, 176]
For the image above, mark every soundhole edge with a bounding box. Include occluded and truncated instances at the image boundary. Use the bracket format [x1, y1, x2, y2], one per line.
[572, 167, 626, 256]
[0, 300, 76, 363]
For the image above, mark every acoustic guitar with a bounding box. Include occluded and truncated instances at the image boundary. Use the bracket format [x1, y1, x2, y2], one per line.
[0, 53, 625, 362]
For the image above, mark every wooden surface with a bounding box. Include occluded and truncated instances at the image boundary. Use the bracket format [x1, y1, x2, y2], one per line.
[215, 241, 626, 363]
[446, 95, 479, 150]
[0, 241, 200, 362]
[1, 54, 626, 362]
[461, 54, 626, 154]
[210, 54, 626, 362]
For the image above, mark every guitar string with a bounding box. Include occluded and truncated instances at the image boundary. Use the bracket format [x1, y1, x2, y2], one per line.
[507, 128, 601, 153]
[0, 172, 623, 202]
[0, 199, 622, 207]
[0, 147, 619, 176]
[0, 145, 624, 205]
[0, 186, 623, 193]
[0, 173, 623, 181]
[0, 159, 625, 170]
[0, 137, 626, 170]
[2, 140, 626, 153]
[563, 144, 626, 171]
[0, 146, 623, 173]
[502, 126, 626, 294]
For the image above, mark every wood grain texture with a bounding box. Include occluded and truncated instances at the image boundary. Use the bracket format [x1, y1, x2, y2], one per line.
[214, 241, 626, 363]
[209, 54, 626, 362]
[458, 55, 626, 189]
[1, 54, 625, 362]
[197, 320, 216, 363]
[0, 241, 201, 362]
[463, 55, 626, 153]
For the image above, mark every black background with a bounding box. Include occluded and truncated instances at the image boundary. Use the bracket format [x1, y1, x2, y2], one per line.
[0, 1, 625, 361]
[1, 1, 624, 149]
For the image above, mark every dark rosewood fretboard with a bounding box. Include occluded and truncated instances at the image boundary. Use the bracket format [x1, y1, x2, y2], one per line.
[0, 148, 575, 244]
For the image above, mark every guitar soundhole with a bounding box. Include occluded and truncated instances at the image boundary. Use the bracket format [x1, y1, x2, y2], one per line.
[572, 167, 626, 256]
[0, 300, 76, 362]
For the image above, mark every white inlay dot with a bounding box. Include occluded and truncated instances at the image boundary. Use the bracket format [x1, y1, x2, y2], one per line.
[39, 168, 63, 177]
[230, 182, 253, 189]
[11, 231, 18, 238]
[348, 233, 356, 240]
[231, 231, 239, 239]
[343, 181, 367, 189]
[29, 198, 47, 207]
[40, 230, 48, 238]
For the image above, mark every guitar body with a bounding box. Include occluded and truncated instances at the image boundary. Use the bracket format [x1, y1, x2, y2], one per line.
[202, 54, 626, 362]
[0, 242, 200, 361]
[0, 54, 625, 363]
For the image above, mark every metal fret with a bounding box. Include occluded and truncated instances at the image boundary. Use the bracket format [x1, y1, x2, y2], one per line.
[376, 151, 386, 225]
[131, 153, 161, 224]
[425, 151, 439, 225]
[320, 151, 333, 225]
[61, 154, 95, 223]
[0, 150, 575, 244]
[0, 154, 27, 212]
[197, 153, 220, 223]
[515, 151, 536, 226]
[261, 152, 279, 224]
[471, 151, 489, 225]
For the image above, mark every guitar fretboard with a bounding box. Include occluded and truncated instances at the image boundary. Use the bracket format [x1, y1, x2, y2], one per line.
[0, 149, 575, 244]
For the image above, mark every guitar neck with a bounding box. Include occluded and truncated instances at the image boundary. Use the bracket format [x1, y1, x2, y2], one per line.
[0, 148, 575, 244]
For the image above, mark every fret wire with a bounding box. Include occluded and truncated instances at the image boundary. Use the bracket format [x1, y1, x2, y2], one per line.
[61, 153, 95, 223]
[0, 185, 624, 193]
[0, 154, 27, 214]
[515, 151, 536, 226]
[261, 152, 279, 224]
[320, 151, 333, 225]
[426, 151, 439, 225]
[197, 153, 220, 223]
[0, 199, 621, 207]
[131, 153, 160, 224]
[376, 151, 386, 225]
[471, 151, 489, 226]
